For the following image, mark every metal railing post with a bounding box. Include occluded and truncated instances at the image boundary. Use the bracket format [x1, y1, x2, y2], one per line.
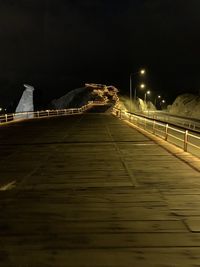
[135, 117, 138, 126]
[153, 120, 156, 134]
[113, 110, 199, 157]
[184, 130, 188, 151]
[165, 124, 169, 140]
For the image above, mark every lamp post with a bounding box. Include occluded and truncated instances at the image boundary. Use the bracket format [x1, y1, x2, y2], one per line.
[135, 83, 145, 101]
[154, 95, 161, 107]
[129, 73, 132, 112]
[129, 69, 145, 112]
[160, 99, 166, 110]
[144, 90, 151, 103]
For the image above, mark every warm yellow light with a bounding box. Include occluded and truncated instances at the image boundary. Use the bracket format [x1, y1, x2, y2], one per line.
[140, 69, 145, 75]
[140, 83, 145, 89]
[162, 99, 165, 103]
[158, 95, 161, 98]
[147, 90, 151, 95]
[0, 108, 2, 112]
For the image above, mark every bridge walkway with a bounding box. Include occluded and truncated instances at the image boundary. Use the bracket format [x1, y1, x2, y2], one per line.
[0, 113, 200, 266]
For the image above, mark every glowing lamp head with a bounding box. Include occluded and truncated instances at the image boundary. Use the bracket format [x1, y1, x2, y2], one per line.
[140, 69, 146, 75]
[140, 83, 145, 89]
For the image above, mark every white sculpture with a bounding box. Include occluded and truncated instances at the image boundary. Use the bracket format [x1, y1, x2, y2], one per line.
[15, 84, 35, 119]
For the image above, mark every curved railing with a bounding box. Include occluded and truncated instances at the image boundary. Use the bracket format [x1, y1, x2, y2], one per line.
[113, 108, 200, 158]
[0, 103, 94, 124]
[138, 110, 200, 133]
[0, 100, 108, 125]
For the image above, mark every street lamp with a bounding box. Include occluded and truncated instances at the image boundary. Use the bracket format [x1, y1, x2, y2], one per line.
[140, 83, 145, 89]
[129, 69, 146, 112]
[160, 99, 166, 110]
[154, 95, 161, 107]
[135, 83, 146, 102]
[144, 90, 151, 103]
[140, 69, 145, 75]
[134, 81, 146, 101]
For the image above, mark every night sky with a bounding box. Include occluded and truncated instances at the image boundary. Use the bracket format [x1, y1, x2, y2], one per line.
[0, 0, 200, 109]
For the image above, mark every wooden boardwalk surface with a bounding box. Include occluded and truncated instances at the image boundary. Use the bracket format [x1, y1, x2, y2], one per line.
[0, 113, 200, 266]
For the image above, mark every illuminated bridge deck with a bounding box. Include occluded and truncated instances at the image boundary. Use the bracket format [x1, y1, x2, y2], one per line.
[0, 113, 200, 266]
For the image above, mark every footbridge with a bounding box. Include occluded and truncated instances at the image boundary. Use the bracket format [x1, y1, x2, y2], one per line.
[0, 102, 200, 266]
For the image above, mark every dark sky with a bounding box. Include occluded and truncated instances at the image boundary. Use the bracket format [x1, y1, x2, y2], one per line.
[0, 0, 200, 108]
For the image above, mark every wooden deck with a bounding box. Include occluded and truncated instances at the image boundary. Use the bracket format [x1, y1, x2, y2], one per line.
[0, 113, 200, 266]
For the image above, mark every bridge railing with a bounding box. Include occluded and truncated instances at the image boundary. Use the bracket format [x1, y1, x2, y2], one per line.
[0, 102, 94, 125]
[140, 110, 200, 132]
[113, 108, 200, 158]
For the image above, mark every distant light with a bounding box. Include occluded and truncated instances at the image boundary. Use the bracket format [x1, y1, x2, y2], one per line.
[147, 90, 151, 95]
[158, 95, 161, 98]
[162, 100, 165, 103]
[140, 83, 145, 89]
[0, 108, 2, 112]
[140, 69, 145, 75]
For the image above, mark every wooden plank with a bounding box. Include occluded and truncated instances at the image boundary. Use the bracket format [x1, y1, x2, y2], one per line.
[0, 113, 200, 266]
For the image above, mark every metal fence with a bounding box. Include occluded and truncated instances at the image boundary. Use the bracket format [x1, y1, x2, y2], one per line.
[0, 100, 108, 125]
[0, 103, 93, 124]
[113, 108, 200, 158]
[141, 111, 200, 132]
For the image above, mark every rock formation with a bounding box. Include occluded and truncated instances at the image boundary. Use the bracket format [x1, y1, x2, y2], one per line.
[15, 84, 34, 119]
[169, 93, 200, 119]
[16, 84, 34, 113]
[51, 84, 119, 109]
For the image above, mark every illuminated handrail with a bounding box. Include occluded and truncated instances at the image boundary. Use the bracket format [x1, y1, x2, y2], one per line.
[0, 100, 109, 125]
[0, 102, 94, 125]
[139, 110, 200, 132]
[113, 108, 200, 158]
[91, 101, 107, 105]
